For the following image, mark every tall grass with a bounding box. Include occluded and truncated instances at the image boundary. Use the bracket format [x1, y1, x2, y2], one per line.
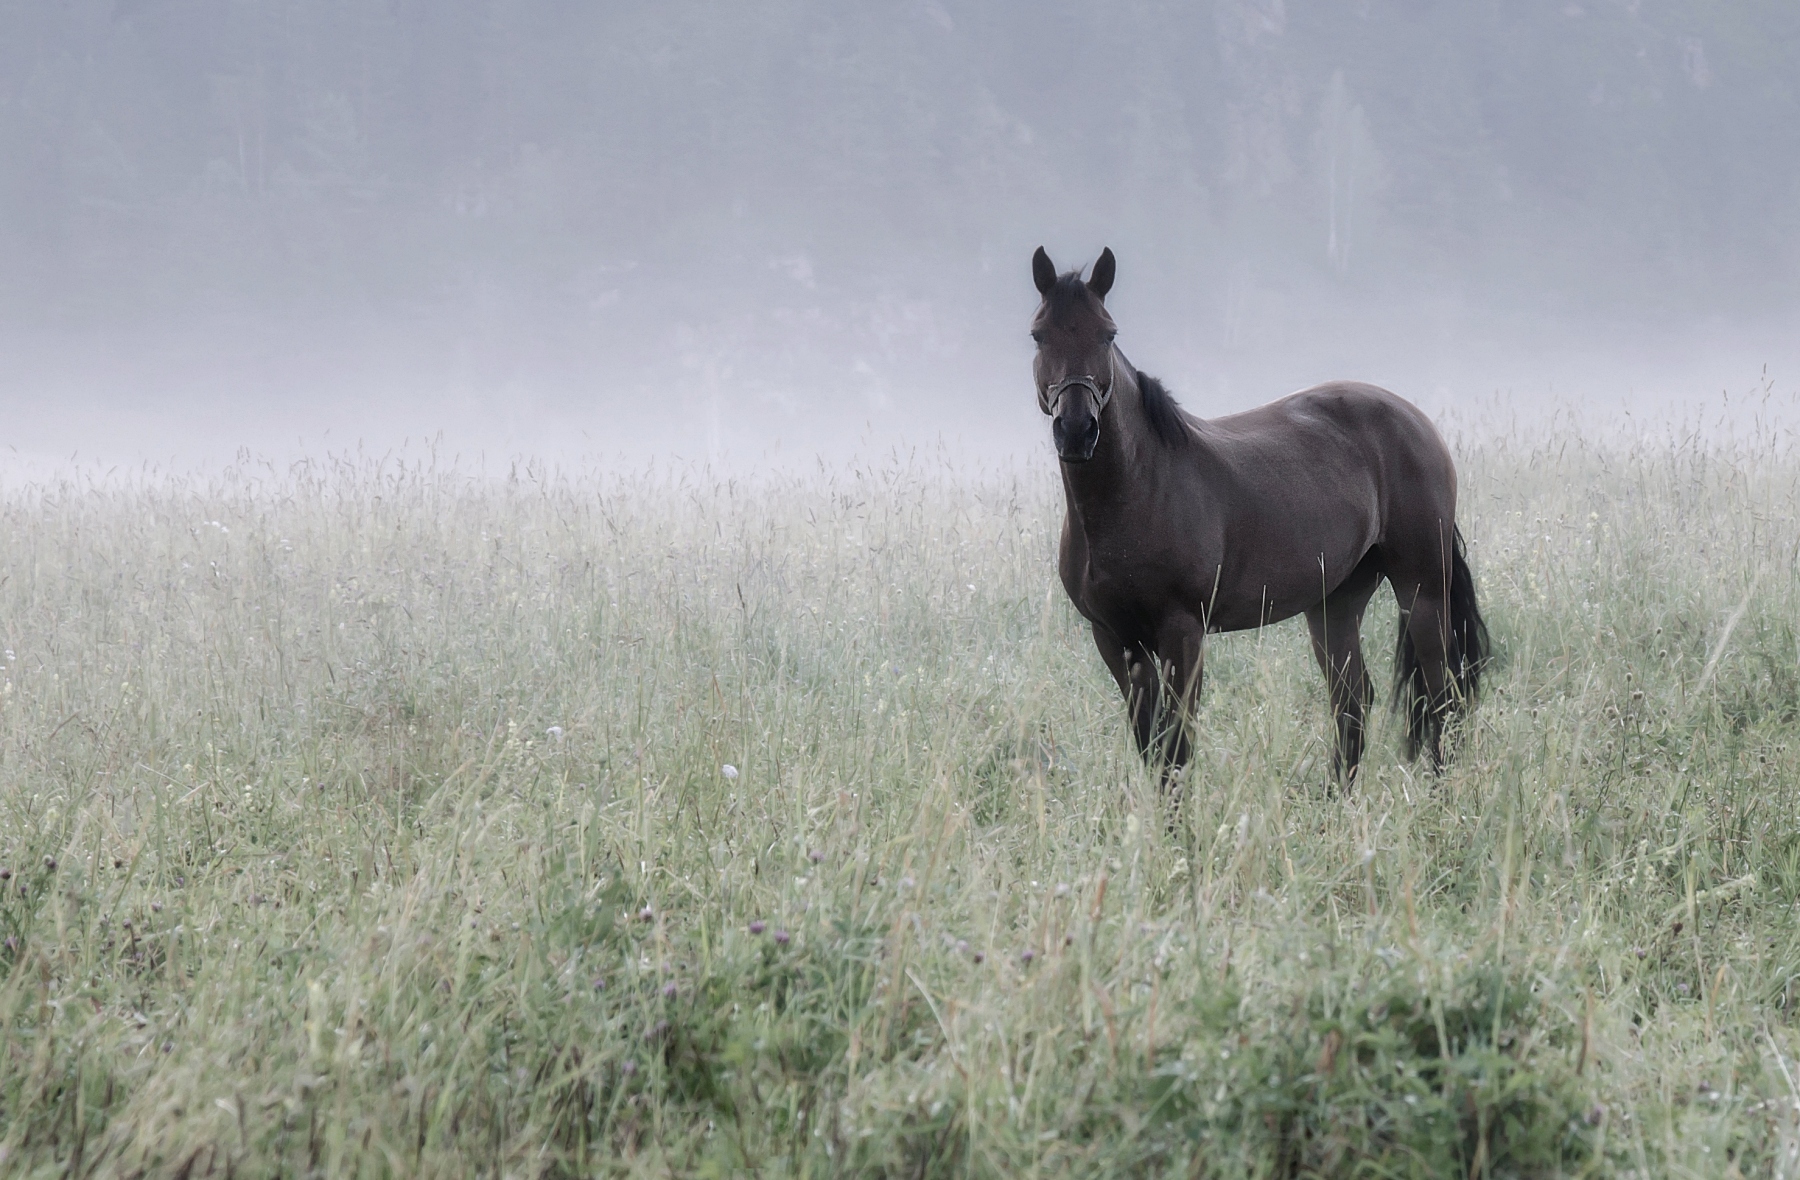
[3, 425, 1800, 1177]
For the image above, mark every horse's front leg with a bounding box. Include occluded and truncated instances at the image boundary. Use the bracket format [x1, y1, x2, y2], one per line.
[1092, 624, 1161, 758]
[1121, 644, 1163, 759]
[1152, 614, 1207, 787]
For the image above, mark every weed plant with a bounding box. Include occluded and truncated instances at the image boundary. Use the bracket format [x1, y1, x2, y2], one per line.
[3, 426, 1800, 1177]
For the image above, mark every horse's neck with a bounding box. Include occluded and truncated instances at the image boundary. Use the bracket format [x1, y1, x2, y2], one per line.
[1059, 372, 1174, 525]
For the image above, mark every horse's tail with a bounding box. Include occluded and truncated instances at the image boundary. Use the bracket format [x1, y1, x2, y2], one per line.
[1394, 525, 1489, 760]
[1445, 526, 1490, 703]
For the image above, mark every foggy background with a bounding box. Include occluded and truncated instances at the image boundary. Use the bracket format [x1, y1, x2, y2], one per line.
[4, 0, 1798, 471]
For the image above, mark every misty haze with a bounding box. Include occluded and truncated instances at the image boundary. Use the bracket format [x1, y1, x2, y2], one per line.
[9, 5, 1800, 1177]
[4, 1, 1798, 468]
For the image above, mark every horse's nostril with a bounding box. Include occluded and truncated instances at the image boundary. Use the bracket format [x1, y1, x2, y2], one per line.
[1053, 412, 1100, 460]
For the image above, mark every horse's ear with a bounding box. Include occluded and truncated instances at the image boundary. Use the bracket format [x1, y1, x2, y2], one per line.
[1087, 247, 1116, 299]
[1032, 246, 1057, 296]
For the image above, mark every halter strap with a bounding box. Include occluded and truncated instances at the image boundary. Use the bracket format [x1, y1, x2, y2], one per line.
[1041, 348, 1118, 416]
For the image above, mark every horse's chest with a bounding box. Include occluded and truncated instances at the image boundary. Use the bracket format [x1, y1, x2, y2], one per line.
[1062, 517, 1208, 636]
[1070, 559, 1179, 635]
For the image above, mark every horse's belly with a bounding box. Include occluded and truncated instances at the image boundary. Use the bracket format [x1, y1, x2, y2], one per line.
[1206, 592, 1309, 633]
[1205, 533, 1378, 631]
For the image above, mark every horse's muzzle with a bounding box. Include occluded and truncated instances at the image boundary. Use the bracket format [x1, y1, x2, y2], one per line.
[1053, 411, 1100, 462]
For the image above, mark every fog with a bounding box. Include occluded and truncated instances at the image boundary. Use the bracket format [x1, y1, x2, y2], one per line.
[4, 1, 1798, 472]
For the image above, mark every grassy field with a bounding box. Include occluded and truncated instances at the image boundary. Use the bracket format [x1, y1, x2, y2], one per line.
[4, 421, 1800, 1178]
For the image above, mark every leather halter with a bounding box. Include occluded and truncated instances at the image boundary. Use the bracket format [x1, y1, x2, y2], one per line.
[1040, 347, 1117, 416]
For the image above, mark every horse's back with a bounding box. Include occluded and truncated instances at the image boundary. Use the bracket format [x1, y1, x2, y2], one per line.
[1210, 381, 1453, 500]
[1217, 381, 1440, 448]
[1194, 381, 1457, 612]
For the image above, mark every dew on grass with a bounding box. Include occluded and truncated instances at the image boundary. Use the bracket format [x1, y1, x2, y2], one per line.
[2, 431, 1788, 1172]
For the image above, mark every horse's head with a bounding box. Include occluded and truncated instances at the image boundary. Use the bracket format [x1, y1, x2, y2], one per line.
[1030, 246, 1118, 463]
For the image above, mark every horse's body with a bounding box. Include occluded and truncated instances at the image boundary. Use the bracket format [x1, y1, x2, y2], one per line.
[1032, 248, 1485, 782]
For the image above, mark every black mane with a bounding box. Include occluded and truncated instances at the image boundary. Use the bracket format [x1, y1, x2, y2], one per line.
[1136, 370, 1190, 448]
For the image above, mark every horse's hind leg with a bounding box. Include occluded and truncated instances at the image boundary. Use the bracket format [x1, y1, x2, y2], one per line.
[1388, 525, 1486, 769]
[1305, 557, 1381, 786]
[1393, 582, 1453, 768]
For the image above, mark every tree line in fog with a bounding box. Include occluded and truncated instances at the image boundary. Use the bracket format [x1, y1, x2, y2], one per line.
[3, 0, 1794, 335]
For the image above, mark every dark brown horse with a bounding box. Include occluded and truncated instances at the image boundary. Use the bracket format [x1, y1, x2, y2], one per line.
[1031, 246, 1487, 784]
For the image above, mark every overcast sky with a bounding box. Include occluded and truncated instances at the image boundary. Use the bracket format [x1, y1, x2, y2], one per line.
[4, 1, 1798, 470]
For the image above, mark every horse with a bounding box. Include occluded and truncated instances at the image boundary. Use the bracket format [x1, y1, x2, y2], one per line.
[1030, 246, 1487, 786]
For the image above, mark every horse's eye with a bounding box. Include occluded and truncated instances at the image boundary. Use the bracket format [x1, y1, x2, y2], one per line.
[1106, 331, 1118, 343]
[1031, 331, 1044, 344]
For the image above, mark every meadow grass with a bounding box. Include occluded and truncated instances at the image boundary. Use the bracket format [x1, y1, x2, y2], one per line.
[3, 424, 1800, 1178]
